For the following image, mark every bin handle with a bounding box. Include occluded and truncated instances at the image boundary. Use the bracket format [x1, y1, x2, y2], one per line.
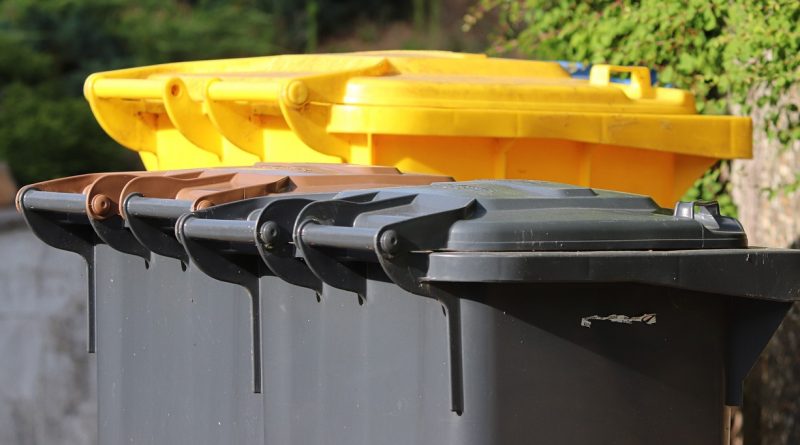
[673, 200, 726, 231]
[589, 65, 654, 99]
[91, 78, 166, 100]
[206, 79, 285, 104]
[673, 200, 720, 219]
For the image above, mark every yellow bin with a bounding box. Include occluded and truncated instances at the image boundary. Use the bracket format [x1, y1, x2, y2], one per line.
[84, 51, 751, 206]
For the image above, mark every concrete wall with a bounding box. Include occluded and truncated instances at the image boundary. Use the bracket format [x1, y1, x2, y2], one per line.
[730, 85, 800, 445]
[0, 209, 96, 445]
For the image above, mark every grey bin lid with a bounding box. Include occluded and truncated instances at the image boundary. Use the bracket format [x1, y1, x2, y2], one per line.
[178, 179, 789, 419]
[324, 180, 747, 252]
[176, 178, 756, 300]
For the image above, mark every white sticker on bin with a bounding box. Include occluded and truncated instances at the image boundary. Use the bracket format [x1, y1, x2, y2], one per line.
[580, 313, 656, 328]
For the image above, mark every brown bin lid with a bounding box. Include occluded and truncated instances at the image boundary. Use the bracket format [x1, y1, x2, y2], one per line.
[17, 163, 451, 219]
[15, 162, 449, 361]
[15, 169, 203, 213]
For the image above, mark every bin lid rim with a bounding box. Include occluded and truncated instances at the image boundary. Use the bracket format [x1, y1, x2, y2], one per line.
[323, 179, 747, 252]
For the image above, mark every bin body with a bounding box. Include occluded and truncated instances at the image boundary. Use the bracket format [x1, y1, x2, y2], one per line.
[95, 248, 261, 444]
[15, 163, 449, 445]
[18, 173, 799, 445]
[261, 276, 727, 445]
[83, 51, 752, 205]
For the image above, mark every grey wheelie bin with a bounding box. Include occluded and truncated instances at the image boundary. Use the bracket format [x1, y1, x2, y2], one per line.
[17, 171, 800, 445]
[15, 163, 448, 445]
[176, 179, 800, 445]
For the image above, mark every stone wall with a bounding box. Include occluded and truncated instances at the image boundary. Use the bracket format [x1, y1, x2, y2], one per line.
[730, 85, 800, 445]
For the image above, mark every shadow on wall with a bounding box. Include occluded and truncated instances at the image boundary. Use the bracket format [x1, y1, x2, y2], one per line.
[0, 203, 97, 445]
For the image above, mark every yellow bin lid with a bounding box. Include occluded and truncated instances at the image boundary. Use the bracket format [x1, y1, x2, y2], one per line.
[84, 51, 751, 205]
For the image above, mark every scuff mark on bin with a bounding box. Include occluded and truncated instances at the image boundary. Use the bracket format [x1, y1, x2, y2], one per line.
[580, 313, 656, 328]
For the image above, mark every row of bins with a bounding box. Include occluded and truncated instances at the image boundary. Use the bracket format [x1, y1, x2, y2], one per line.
[83, 50, 752, 206]
[16, 163, 800, 445]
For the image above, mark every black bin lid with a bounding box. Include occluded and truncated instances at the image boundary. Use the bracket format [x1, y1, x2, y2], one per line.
[320, 180, 747, 251]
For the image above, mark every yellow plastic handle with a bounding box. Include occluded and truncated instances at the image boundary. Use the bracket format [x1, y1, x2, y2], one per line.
[206, 80, 283, 103]
[92, 79, 167, 100]
[589, 65, 654, 99]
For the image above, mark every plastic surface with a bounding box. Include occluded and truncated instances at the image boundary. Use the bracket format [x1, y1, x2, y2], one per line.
[174, 179, 789, 408]
[17, 173, 800, 445]
[15, 163, 449, 353]
[94, 248, 262, 444]
[84, 51, 752, 205]
[296, 180, 748, 252]
[17, 163, 440, 217]
[178, 179, 795, 444]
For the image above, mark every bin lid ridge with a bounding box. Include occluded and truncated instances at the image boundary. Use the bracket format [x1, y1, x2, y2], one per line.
[84, 51, 751, 191]
[326, 180, 747, 252]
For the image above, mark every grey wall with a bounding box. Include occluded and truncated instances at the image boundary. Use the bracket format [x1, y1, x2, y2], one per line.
[0, 209, 96, 445]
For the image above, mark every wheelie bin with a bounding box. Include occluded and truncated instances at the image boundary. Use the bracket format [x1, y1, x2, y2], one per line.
[83, 51, 752, 206]
[16, 163, 450, 445]
[20, 169, 796, 444]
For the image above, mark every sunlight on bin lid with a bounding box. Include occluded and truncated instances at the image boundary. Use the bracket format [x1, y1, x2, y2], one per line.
[17, 163, 447, 219]
[83, 50, 752, 206]
[15, 161, 450, 363]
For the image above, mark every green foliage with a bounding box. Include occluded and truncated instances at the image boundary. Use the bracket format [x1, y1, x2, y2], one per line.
[467, 0, 800, 212]
[0, 0, 421, 185]
[305, 0, 319, 53]
[270, 0, 410, 52]
[681, 162, 737, 218]
[117, 1, 276, 66]
[0, 84, 140, 182]
[0, 0, 276, 185]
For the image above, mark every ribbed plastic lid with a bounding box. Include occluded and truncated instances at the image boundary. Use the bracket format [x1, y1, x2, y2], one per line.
[84, 51, 751, 165]
[328, 180, 747, 251]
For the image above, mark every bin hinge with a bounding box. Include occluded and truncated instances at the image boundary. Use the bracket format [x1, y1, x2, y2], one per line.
[123, 194, 195, 261]
[85, 174, 152, 259]
[246, 192, 379, 293]
[255, 198, 330, 293]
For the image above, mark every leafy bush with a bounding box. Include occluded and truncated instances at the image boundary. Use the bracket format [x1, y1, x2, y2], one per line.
[467, 0, 800, 215]
[0, 0, 276, 184]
